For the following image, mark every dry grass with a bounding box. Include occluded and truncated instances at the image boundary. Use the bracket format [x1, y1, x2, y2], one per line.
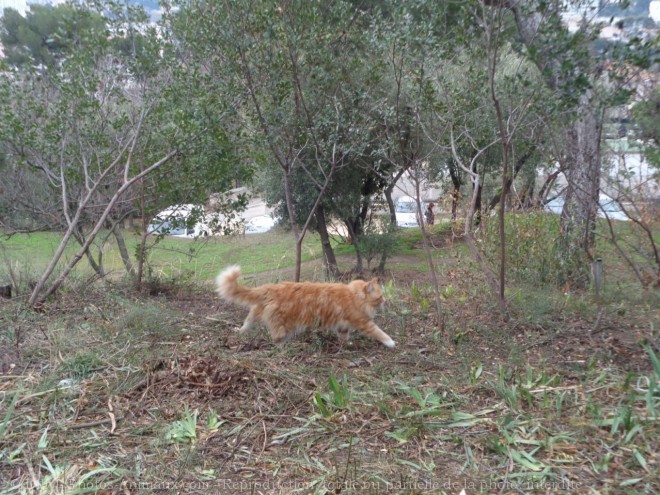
[0, 237, 658, 495]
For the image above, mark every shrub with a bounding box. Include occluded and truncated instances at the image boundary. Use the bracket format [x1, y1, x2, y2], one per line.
[355, 218, 398, 272]
[479, 212, 569, 286]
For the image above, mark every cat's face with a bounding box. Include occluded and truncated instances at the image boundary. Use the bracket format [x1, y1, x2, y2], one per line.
[366, 278, 385, 309]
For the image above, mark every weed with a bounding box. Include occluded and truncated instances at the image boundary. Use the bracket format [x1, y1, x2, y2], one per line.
[313, 374, 352, 418]
[57, 352, 103, 380]
[469, 362, 483, 385]
[355, 221, 398, 272]
[0, 392, 19, 440]
[480, 212, 564, 286]
[164, 405, 199, 445]
[1, 222, 658, 494]
[115, 304, 176, 338]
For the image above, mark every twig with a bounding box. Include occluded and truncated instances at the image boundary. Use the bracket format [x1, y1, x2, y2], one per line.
[16, 386, 77, 405]
[60, 416, 124, 430]
[591, 308, 605, 335]
[528, 385, 579, 394]
[25, 456, 40, 490]
[108, 397, 117, 434]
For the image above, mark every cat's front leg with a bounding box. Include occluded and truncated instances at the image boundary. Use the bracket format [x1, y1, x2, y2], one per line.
[358, 321, 396, 348]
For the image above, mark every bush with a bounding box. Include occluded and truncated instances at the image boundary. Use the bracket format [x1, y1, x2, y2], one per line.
[355, 218, 398, 272]
[479, 212, 568, 286]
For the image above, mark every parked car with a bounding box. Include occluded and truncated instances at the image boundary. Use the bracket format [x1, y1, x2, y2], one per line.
[147, 204, 210, 238]
[544, 197, 564, 215]
[244, 215, 277, 234]
[395, 196, 424, 228]
[544, 195, 629, 221]
[598, 196, 630, 221]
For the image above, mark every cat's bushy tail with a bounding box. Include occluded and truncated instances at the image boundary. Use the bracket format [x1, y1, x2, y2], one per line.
[216, 265, 260, 306]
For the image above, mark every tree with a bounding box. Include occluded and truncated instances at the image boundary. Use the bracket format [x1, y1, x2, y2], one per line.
[480, 0, 608, 286]
[260, 138, 390, 277]
[0, 2, 240, 305]
[630, 87, 660, 168]
[170, 0, 383, 281]
[486, 0, 658, 287]
[0, 4, 105, 67]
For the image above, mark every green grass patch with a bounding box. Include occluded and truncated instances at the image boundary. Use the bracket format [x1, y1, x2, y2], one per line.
[0, 230, 332, 284]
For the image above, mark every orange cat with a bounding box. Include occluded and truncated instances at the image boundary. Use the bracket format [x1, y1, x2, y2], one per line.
[216, 265, 395, 348]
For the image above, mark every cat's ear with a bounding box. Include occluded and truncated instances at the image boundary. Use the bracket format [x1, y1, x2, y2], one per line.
[367, 279, 377, 293]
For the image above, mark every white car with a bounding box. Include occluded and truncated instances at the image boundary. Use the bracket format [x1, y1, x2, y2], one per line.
[147, 204, 210, 238]
[544, 195, 629, 221]
[395, 196, 424, 228]
[598, 196, 630, 221]
[244, 215, 277, 234]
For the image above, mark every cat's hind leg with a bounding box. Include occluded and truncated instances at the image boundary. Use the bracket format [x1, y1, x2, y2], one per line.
[239, 306, 261, 333]
[268, 323, 289, 344]
[335, 327, 353, 350]
[336, 327, 352, 343]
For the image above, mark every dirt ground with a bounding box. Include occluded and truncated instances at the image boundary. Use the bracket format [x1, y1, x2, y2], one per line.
[1, 243, 658, 494]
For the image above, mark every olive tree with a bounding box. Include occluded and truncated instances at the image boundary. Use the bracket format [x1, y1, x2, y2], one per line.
[170, 0, 384, 281]
[0, 1, 236, 305]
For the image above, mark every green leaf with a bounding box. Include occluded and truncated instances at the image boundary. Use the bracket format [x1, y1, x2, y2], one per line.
[313, 392, 332, 418]
[37, 428, 49, 450]
[509, 449, 545, 472]
[632, 449, 648, 472]
[0, 392, 18, 440]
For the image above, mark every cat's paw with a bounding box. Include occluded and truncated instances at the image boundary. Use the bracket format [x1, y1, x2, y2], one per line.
[383, 338, 396, 348]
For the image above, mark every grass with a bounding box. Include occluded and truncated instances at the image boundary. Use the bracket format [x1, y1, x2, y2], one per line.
[0, 230, 340, 289]
[0, 220, 658, 494]
[0, 222, 449, 291]
[4, 312, 656, 493]
[143, 230, 334, 280]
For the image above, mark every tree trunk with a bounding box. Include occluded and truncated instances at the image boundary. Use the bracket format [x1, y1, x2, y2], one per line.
[474, 167, 483, 226]
[113, 223, 135, 277]
[135, 178, 147, 290]
[519, 176, 535, 208]
[314, 204, 339, 279]
[448, 160, 462, 221]
[282, 169, 303, 282]
[377, 188, 398, 273]
[537, 168, 562, 206]
[559, 93, 602, 284]
[487, 150, 533, 211]
[357, 197, 369, 235]
[376, 249, 389, 275]
[135, 230, 148, 290]
[413, 178, 444, 325]
[451, 185, 460, 222]
[343, 219, 364, 275]
[464, 174, 502, 300]
[72, 225, 105, 278]
[384, 186, 396, 226]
